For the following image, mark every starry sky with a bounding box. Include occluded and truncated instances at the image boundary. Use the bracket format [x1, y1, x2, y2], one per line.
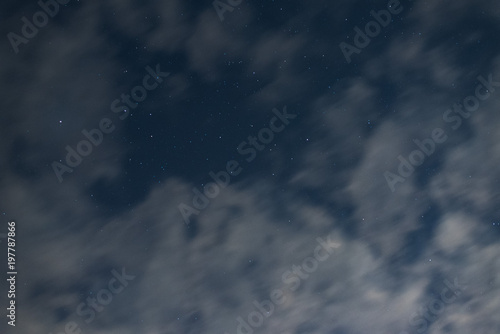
[0, 0, 500, 333]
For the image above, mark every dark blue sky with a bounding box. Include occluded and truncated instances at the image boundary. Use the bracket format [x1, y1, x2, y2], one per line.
[0, 0, 499, 333]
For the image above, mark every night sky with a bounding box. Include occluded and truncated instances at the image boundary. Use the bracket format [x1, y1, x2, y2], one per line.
[0, 0, 500, 333]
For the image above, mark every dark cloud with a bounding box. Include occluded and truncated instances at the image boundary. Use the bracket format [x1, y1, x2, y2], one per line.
[0, 0, 499, 333]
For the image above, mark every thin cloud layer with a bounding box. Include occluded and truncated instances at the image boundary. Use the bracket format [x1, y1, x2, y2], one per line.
[0, 0, 499, 334]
